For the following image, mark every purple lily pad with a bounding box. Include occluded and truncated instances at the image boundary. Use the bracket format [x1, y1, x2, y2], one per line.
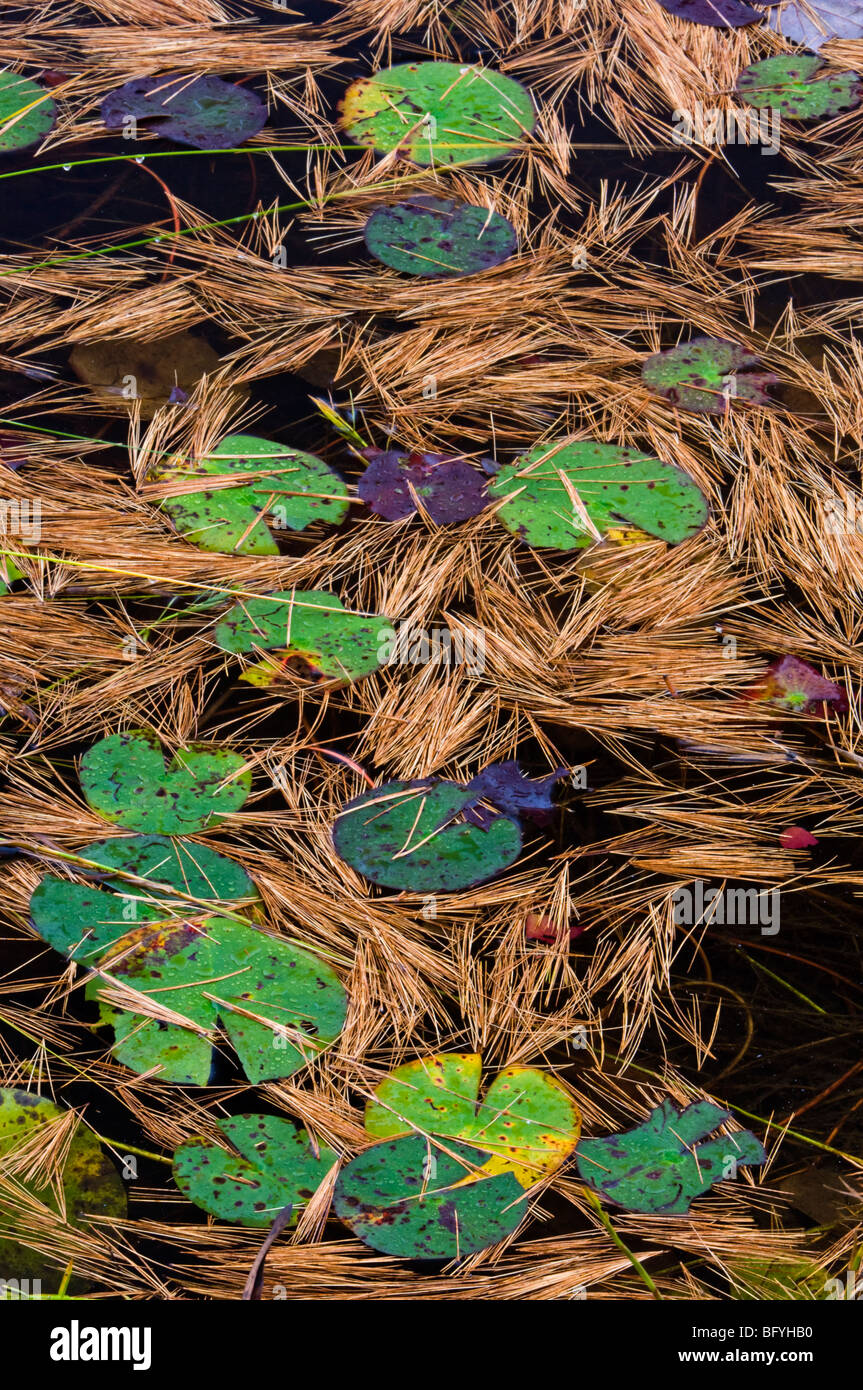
[101, 74, 267, 151]
[358, 448, 488, 525]
[747, 655, 849, 716]
[465, 762, 570, 828]
[653, 0, 762, 25]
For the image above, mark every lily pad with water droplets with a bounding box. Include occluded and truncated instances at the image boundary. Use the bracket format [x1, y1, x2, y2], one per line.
[79, 729, 251, 834]
[575, 1098, 765, 1214]
[735, 54, 863, 121]
[0, 73, 56, 155]
[101, 74, 267, 150]
[173, 1115, 338, 1227]
[214, 589, 389, 685]
[358, 447, 488, 524]
[0, 1088, 126, 1291]
[156, 433, 349, 556]
[332, 778, 523, 893]
[340, 61, 535, 168]
[642, 336, 778, 414]
[364, 1053, 581, 1188]
[364, 195, 517, 276]
[488, 440, 708, 550]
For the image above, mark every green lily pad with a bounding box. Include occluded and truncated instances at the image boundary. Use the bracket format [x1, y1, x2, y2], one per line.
[30, 834, 259, 962]
[0, 558, 23, 596]
[173, 1114, 338, 1227]
[340, 61, 535, 168]
[79, 729, 251, 834]
[642, 337, 778, 414]
[488, 440, 709, 550]
[87, 915, 347, 1085]
[0, 1089, 126, 1292]
[0, 73, 56, 156]
[364, 195, 517, 277]
[333, 1133, 525, 1259]
[332, 779, 523, 893]
[736, 55, 863, 121]
[575, 1098, 765, 1214]
[214, 589, 390, 686]
[364, 1053, 581, 1188]
[156, 434, 348, 555]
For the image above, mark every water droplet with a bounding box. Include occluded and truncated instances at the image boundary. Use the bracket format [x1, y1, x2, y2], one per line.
[153, 236, 162, 243]
[134, 155, 144, 164]
[61, 163, 71, 171]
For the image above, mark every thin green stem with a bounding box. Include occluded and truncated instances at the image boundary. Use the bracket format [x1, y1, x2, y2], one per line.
[582, 1185, 664, 1299]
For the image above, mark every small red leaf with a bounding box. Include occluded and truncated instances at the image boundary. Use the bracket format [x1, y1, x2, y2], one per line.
[780, 826, 819, 849]
[747, 655, 848, 715]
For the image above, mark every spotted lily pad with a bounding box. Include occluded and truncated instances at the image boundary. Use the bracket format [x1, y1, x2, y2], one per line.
[0, 73, 56, 155]
[0, 1089, 126, 1292]
[364, 1054, 581, 1188]
[340, 61, 535, 168]
[30, 833, 259, 962]
[156, 434, 349, 556]
[79, 729, 251, 834]
[488, 440, 708, 549]
[575, 1098, 765, 1214]
[214, 589, 389, 685]
[642, 337, 778, 414]
[101, 74, 267, 150]
[766, 0, 863, 51]
[86, 915, 347, 1085]
[364, 195, 517, 277]
[332, 778, 523, 893]
[358, 447, 488, 525]
[735, 54, 863, 121]
[173, 1115, 338, 1228]
[333, 1133, 525, 1259]
[747, 654, 848, 714]
[653, 0, 761, 23]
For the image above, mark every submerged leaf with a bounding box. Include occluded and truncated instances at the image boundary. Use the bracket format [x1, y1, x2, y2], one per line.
[358, 448, 488, 524]
[340, 61, 535, 167]
[0, 73, 56, 155]
[488, 440, 708, 549]
[101, 74, 267, 149]
[653, 0, 762, 23]
[79, 729, 251, 834]
[575, 1098, 765, 1214]
[364, 195, 517, 277]
[729, 1256, 832, 1300]
[766, 0, 863, 51]
[173, 1115, 338, 1228]
[89, 915, 347, 1085]
[642, 336, 778, 413]
[747, 654, 848, 714]
[332, 778, 523, 892]
[69, 332, 221, 419]
[363, 1053, 581, 1188]
[736, 54, 863, 121]
[334, 1134, 524, 1259]
[214, 589, 389, 685]
[156, 433, 348, 556]
[0, 557, 23, 596]
[0, 1089, 125, 1291]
